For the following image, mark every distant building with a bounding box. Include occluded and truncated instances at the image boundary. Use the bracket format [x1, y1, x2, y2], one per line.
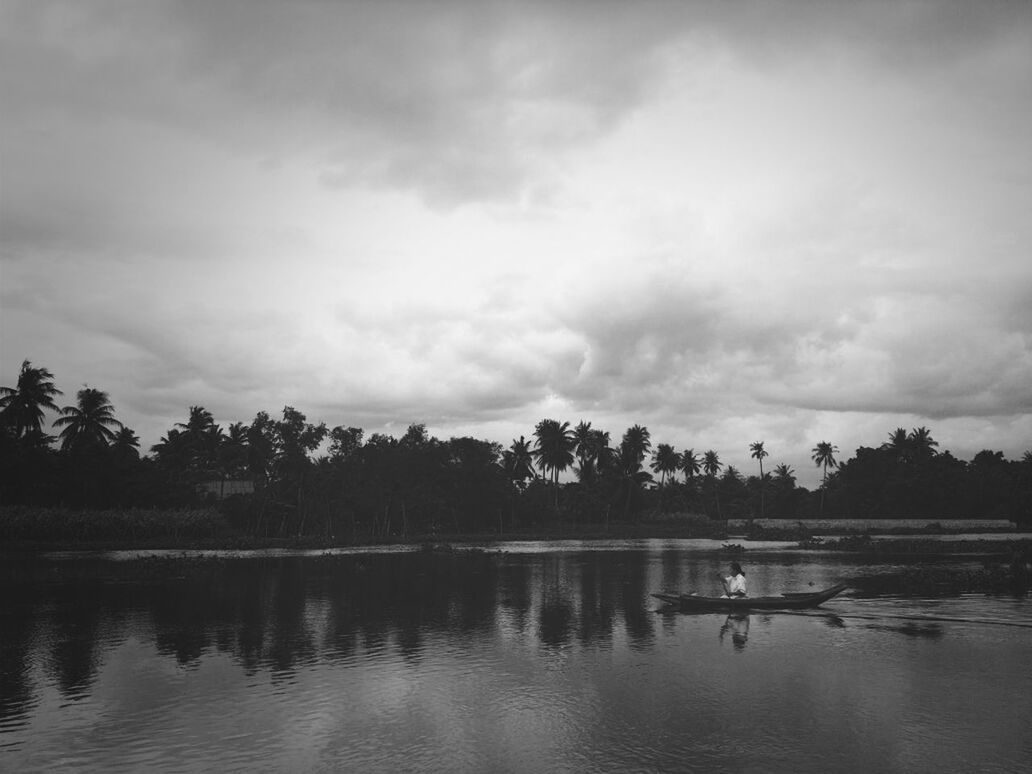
[198, 479, 255, 499]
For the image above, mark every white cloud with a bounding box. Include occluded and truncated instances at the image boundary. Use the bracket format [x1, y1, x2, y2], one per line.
[2, 0, 1031, 485]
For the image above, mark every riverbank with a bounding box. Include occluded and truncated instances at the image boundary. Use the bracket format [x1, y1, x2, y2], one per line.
[3, 506, 1028, 554]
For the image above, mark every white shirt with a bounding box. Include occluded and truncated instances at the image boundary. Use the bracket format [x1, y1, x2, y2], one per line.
[725, 573, 747, 597]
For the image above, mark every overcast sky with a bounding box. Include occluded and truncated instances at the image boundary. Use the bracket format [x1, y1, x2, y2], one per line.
[2, 0, 1031, 486]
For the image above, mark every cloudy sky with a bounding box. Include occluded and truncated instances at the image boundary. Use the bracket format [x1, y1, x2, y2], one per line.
[2, 0, 1031, 486]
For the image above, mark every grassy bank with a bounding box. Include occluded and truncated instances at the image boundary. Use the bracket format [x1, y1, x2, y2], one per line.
[1, 506, 730, 552]
[796, 534, 1032, 555]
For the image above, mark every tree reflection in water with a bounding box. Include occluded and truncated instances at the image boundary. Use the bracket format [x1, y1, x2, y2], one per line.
[0, 549, 670, 720]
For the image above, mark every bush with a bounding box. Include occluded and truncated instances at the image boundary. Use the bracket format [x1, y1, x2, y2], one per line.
[0, 505, 233, 543]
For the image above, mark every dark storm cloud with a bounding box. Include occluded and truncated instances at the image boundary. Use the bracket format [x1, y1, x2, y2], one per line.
[6, 0, 1024, 212]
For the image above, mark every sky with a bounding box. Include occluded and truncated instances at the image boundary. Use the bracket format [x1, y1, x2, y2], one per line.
[2, 0, 1031, 487]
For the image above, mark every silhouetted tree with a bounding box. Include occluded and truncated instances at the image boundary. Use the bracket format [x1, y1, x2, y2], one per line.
[811, 441, 839, 516]
[749, 441, 768, 518]
[54, 387, 122, 453]
[0, 360, 62, 440]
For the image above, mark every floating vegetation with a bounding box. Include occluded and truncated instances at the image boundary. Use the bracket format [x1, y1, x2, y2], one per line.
[721, 543, 746, 553]
[797, 536, 825, 549]
[799, 535, 1032, 556]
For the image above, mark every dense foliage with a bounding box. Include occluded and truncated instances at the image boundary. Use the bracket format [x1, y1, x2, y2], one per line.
[2, 360, 1031, 541]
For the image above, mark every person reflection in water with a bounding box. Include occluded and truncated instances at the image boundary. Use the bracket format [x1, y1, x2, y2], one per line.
[720, 613, 750, 650]
[719, 562, 747, 598]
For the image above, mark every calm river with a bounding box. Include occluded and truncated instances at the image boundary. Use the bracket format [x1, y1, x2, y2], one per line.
[2, 539, 1030, 773]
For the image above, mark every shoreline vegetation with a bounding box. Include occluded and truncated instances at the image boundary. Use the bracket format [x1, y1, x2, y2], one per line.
[3, 506, 1029, 555]
[3, 362, 1032, 548]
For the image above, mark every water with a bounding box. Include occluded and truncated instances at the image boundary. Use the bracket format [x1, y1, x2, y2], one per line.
[2, 540, 1030, 773]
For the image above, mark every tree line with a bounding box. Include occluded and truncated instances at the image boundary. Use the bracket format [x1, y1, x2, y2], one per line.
[2, 359, 1030, 539]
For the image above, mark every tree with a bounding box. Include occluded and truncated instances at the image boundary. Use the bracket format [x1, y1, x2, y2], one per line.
[175, 406, 224, 478]
[328, 425, 364, 461]
[532, 419, 576, 507]
[750, 441, 769, 518]
[618, 425, 653, 518]
[680, 448, 700, 482]
[502, 436, 536, 489]
[881, 427, 911, 463]
[53, 387, 123, 453]
[908, 426, 939, 459]
[650, 443, 681, 487]
[0, 360, 62, 440]
[811, 441, 839, 515]
[573, 421, 594, 473]
[773, 464, 795, 487]
[271, 406, 328, 535]
[111, 427, 141, 462]
[703, 449, 722, 517]
[575, 428, 614, 483]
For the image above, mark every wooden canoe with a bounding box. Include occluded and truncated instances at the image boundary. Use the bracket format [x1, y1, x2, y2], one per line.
[652, 582, 848, 611]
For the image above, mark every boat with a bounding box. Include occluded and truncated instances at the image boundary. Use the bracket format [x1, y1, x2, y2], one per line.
[652, 582, 849, 612]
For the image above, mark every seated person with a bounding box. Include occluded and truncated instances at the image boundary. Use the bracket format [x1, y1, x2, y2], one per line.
[719, 562, 747, 598]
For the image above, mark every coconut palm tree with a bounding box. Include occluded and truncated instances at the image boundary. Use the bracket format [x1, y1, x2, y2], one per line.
[620, 425, 652, 469]
[750, 441, 769, 518]
[650, 443, 681, 487]
[618, 425, 653, 517]
[590, 429, 616, 476]
[174, 405, 225, 477]
[703, 449, 722, 517]
[908, 427, 939, 459]
[680, 448, 701, 482]
[811, 441, 839, 515]
[533, 419, 576, 508]
[573, 421, 593, 470]
[533, 419, 576, 484]
[773, 463, 796, 487]
[111, 426, 141, 460]
[53, 387, 123, 452]
[0, 360, 63, 440]
[881, 427, 911, 463]
[502, 435, 536, 488]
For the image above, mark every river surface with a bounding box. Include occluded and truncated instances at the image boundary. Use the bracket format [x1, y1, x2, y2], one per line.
[2, 539, 1030, 773]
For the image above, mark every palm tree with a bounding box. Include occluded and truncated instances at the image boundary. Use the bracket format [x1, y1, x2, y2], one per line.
[533, 419, 576, 507]
[680, 448, 700, 482]
[111, 426, 141, 460]
[218, 422, 250, 480]
[619, 425, 653, 517]
[573, 421, 593, 470]
[590, 429, 616, 477]
[176, 405, 224, 477]
[53, 387, 123, 452]
[881, 427, 911, 463]
[773, 463, 796, 487]
[750, 441, 769, 518]
[651, 443, 681, 487]
[620, 425, 652, 468]
[811, 441, 839, 515]
[908, 427, 939, 459]
[703, 449, 722, 517]
[0, 360, 63, 440]
[502, 436, 536, 488]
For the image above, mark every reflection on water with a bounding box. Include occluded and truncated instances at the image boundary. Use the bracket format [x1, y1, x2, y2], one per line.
[720, 613, 751, 650]
[1, 543, 1030, 773]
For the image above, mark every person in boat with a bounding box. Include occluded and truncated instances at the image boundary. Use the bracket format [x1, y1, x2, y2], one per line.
[719, 562, 747, 598]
